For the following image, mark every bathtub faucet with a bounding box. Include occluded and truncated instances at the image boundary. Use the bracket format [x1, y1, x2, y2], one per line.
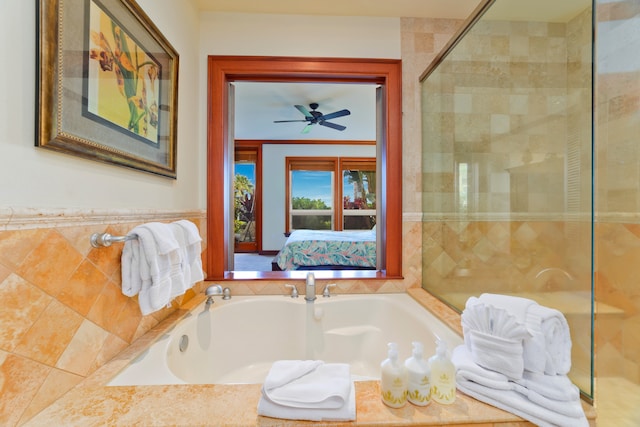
[305, 272, 316, 302]
[205, 284, 224, 306]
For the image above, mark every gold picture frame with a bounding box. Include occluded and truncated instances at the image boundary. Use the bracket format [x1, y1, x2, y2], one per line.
[36, 0, 179, 178]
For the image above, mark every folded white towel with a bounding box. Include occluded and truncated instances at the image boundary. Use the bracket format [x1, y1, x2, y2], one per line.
[166, 221, 204, 298]
[263, 360, 351, 409]
[171, 220, 204, 285]
[121, 222, 193, 315]
[258, 380, 356, 422]
[475, 293, 572, 375]
[462, 302, 531, 379]
[453, 345, 587, 426]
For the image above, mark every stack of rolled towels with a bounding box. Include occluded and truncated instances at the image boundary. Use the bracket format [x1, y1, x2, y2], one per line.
[454, 293, 588, 427]
[257, 360, 356, 421]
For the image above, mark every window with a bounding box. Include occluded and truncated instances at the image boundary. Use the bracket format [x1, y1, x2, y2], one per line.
[286, 158, 337, 231]
[286, 157, 376, 232]
[341, 158, 376, 230]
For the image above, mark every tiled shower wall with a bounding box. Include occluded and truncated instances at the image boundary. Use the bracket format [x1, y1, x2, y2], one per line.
[0, 210, 207, 425]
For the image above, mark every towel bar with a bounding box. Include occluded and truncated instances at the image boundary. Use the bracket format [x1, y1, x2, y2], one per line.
[90, 232, 137, 248]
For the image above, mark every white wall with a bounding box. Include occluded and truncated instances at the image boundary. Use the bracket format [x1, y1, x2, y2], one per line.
[1, 3, 401, 213]
[262, 144, 376, 250]
[0, 0, 202, 210]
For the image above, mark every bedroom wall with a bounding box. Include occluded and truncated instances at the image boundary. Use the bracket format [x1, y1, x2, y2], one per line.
[261, 144, 377, 250]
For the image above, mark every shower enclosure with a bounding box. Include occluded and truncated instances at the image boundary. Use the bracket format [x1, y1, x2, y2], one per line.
[420, 0, 594, 398]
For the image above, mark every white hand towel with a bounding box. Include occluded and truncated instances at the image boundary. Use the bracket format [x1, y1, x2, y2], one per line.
[172, 220, 204, 284]
[263, 360, 351, 409]
[258, 380, 356, 421]
[453, 345, 588, 425]
[121, 222, 181, 315]
[476, 293, 572, 375]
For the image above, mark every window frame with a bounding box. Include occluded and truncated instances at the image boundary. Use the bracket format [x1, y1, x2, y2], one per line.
[285, 156, 376, 233]
[285, 157, 338, 233]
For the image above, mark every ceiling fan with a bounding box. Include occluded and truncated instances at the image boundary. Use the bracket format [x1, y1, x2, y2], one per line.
[274, 103, 351, 134]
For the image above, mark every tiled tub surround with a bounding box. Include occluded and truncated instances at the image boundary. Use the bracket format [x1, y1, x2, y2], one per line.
[20, 288, 596, 426]
[0, 209, 208, 426]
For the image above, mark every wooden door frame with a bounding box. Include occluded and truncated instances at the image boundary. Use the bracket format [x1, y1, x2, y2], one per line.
[234, 141, 261, 253]
[206, 55, 402, 279]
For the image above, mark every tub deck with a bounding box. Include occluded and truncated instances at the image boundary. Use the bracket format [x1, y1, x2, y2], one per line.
[22, 289, 595, 426]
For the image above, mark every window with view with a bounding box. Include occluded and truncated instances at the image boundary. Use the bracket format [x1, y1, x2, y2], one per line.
[286, 157, 376, 232]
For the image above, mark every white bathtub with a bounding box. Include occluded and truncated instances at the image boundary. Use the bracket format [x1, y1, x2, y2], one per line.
[108, 293, 462, 386]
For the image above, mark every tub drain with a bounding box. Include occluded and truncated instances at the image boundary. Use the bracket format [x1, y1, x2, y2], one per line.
[178, 334, 189, 352]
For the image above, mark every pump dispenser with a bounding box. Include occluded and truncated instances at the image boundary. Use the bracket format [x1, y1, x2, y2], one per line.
[428, 339, 456, 404]
[404, 341, 431, 406]
[380, 342, 407, 408]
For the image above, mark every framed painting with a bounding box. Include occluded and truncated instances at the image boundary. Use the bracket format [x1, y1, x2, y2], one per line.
[36, 0, 179, 178]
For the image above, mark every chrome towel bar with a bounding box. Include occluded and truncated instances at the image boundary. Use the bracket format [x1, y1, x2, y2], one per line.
[90, 232, 137, 248]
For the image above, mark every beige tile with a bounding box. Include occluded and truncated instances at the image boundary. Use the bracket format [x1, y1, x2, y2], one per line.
[0, 351, 51, 427]
[14, 299, 83, 366]
[0, 274, 51, 352]
[17, 368, 83, 425]
[57, 259, 109, 316]
[56, 320, 109, 376]
[17, 230, 83, 298]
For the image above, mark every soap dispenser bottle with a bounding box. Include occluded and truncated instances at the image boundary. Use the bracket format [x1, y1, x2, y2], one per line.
[380, 342, 408, 408]
[404, 341, 431, 406]
[428, 339, 456, 404]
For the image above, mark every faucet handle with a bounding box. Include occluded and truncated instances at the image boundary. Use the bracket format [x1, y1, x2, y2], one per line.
[285, 284, 299, 298]
[323, 283, 336, 297]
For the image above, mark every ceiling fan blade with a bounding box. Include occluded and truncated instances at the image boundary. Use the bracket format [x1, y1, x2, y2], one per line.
[295, 104, 313, 119]
[301, 124, 313, 134]
[274, 119, 308, 123]
[319, 121, 346, 131]
[319, 109, 350, 121]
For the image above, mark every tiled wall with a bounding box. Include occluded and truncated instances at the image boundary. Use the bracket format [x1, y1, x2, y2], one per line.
[0, 210, 207, 426]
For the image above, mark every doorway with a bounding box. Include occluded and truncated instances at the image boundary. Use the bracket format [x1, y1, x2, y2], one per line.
[206, 55, 402, 280]
[234, 143, 260, 253]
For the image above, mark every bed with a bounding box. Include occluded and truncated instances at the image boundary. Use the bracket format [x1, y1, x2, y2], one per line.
[272, 229, 377, 271]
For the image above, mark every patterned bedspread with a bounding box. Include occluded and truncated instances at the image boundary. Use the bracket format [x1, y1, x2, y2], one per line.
[275, 229, 377, 270]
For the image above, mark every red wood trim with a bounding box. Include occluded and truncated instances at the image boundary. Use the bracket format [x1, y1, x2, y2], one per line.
[236, 139, 376, 146]
[206, 55, 402, 280]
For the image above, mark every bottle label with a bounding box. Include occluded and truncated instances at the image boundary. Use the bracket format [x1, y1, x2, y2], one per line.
[381, 376, 407, 408]
[431, 371, 455, 404]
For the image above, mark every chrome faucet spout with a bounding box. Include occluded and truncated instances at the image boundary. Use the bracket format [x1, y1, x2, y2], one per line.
[305, 272, 316, 302]
[205, 285, 224, 306]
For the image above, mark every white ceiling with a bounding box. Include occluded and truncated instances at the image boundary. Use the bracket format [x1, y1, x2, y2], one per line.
[234, 82, 377, 141]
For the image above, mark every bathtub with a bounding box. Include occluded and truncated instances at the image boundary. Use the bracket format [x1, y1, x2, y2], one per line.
[108, 292, 463, 386]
